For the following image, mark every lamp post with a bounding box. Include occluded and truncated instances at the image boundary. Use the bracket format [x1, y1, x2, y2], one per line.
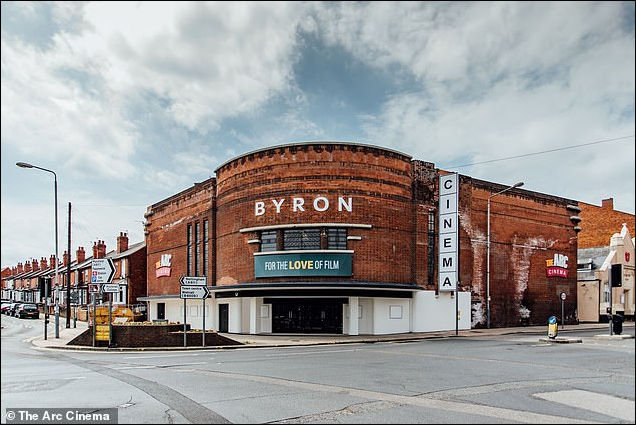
[486, 181, 524, 329]
[16, 162, 59, 339]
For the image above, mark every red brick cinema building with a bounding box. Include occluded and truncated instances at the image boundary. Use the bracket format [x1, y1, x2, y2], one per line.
[140, 142, 580, 334]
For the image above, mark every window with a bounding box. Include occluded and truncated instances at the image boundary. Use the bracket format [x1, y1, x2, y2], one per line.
[187, 224, 192, 275]
[284, 229, 321, 250]
[604, 284, 610, 303]
[327, 228, 347, 249]
[203, 219, 208, 276]
[194, 221, 200, 276]
[428, 211, 436, 285]
[261, 227, 350, 252]
[389, 305, 403, 319]
[261, 231, 277, 252]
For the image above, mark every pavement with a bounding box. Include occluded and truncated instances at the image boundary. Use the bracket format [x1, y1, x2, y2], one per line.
[26, 320, 634, 352]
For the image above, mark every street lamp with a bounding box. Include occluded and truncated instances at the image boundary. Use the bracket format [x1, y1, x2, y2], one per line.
[486, 181, 524, 329]
[16, 162, 60, 338]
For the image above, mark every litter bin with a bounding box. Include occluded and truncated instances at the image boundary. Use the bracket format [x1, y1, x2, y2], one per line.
[548, 315, 558, 339]
[612, 313, 624, 335]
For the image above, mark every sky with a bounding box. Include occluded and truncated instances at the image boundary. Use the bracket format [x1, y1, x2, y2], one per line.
[1, 1, 634, 269]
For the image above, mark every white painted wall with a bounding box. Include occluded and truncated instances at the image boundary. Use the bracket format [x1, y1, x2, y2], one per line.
[260, 301, 272, 334]
[148, 298, 213, 330]
[373, 298, 410, 335]
[229, 298, 243, 333]
[358, 298, 373, 334]
[412, 290, 471, 332]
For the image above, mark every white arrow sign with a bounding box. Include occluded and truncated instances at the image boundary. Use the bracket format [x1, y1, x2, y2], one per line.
[101, 283, 120, 293]
[179, 276, 207, 286]
[91, 259, 115, 284]
[180, 285, 210, 299]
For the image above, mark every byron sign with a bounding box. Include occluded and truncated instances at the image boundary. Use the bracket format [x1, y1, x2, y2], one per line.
[255, 252, 352, 278]
[255, 196, 353, 216]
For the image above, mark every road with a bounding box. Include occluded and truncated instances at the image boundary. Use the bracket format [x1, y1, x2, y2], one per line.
[1, 314, 634, 424]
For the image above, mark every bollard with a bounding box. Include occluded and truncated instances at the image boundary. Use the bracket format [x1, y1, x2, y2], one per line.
[547, 316, 558, 339]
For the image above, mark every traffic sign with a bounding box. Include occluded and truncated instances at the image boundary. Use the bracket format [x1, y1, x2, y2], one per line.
[180, 276, 207, 286]
[180, 285, 210, 299]
[91, 259, 115, 284]
[560, 292, 566, 301]
[101, 283, 120, 293]
[88, 284, 100, 294]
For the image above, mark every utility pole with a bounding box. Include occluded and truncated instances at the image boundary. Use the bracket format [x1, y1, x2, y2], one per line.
[66, 202, 72, 328]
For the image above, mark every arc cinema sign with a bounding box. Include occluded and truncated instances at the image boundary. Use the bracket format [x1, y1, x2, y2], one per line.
[439, 174, 459, 292]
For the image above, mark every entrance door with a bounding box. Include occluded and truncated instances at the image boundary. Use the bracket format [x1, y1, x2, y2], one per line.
[271, 299, 344, 334]
[218, 304, 229, 332]
[157, 303, 165, 320]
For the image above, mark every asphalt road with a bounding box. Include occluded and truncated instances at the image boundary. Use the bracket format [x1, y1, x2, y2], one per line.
[1, 314, 634, 424]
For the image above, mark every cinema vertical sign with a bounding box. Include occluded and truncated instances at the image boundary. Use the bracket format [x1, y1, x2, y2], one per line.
[439, 173, 459, 292]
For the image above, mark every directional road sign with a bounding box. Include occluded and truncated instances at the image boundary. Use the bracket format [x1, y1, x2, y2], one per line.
[180, 285, 210, 299]
[91, 259, 115, 284]
[180, 276, 207, 286]
[101, 283, 120, 294]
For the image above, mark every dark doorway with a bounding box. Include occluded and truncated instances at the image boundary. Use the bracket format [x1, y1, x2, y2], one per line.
[157, 303, 165, 320]
[219, 304, 229, 333]
[271, 299, 344, 334]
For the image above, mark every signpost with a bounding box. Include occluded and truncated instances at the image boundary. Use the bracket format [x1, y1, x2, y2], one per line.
[91, 259, 115, 347]
[91, 259, 115, 284]
[101, 283, 120, 294]
[180, 276, 208, 347]
[560, 292, 566, 329]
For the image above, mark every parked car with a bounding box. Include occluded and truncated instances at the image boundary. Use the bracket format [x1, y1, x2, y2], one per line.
[10, 303, 23, 317]
[1, 302, 12, 314]
[16, 304, 39, 319]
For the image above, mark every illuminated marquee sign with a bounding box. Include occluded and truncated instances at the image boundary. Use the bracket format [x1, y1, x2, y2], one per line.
[438, 173, 459, 292]
[255, 196, 352, 216]
[546, 253, 568, 278]
[255, 253, 352, 278]
[155, 254, 172, 278]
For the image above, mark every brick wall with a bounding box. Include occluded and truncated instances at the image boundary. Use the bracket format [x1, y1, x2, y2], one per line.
[461, 178, 579, 327]
[143, 142, 582, 328]
[145, 179, 216, 296]
[69, 324, 241, 347]
[215, 143, 415, 284]
[578, 199, 635, 248]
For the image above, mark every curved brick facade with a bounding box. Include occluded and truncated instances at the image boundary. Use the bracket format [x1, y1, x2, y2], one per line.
[142, 141, 580, 333]
[215, 143, 414, 285]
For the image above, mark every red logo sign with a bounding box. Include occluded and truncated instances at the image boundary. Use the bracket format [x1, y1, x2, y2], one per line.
[546, 267, 568, 278]
[626, 252, 631, 262]
[156, 267, 171, 278]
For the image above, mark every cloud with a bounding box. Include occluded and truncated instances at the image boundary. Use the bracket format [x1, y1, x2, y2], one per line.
[1, 2, 310, 182]
[314, 1, 635, 211]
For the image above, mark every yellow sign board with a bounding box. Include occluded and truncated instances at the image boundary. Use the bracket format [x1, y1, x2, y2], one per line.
[95, 324, 110, 341]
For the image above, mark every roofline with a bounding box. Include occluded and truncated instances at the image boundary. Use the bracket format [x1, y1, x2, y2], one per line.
[468, 176, 579, 205]
[215, 141, 412, 173]
[149, 177, 216, 211]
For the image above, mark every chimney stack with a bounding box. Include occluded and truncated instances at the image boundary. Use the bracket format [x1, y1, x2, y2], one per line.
[17, 262, 23, 274]
[601, 198, 614, 210]
[24, 260, 32, 273]
[117, 232, 129, 253]
[63, 250, 69, 267]
[94, 240, 107, 259]
[40, 257, 48, 270]
[50, 255, 57, 269]
[32, 258, 39, 271]
[76, 246, 86, 264]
